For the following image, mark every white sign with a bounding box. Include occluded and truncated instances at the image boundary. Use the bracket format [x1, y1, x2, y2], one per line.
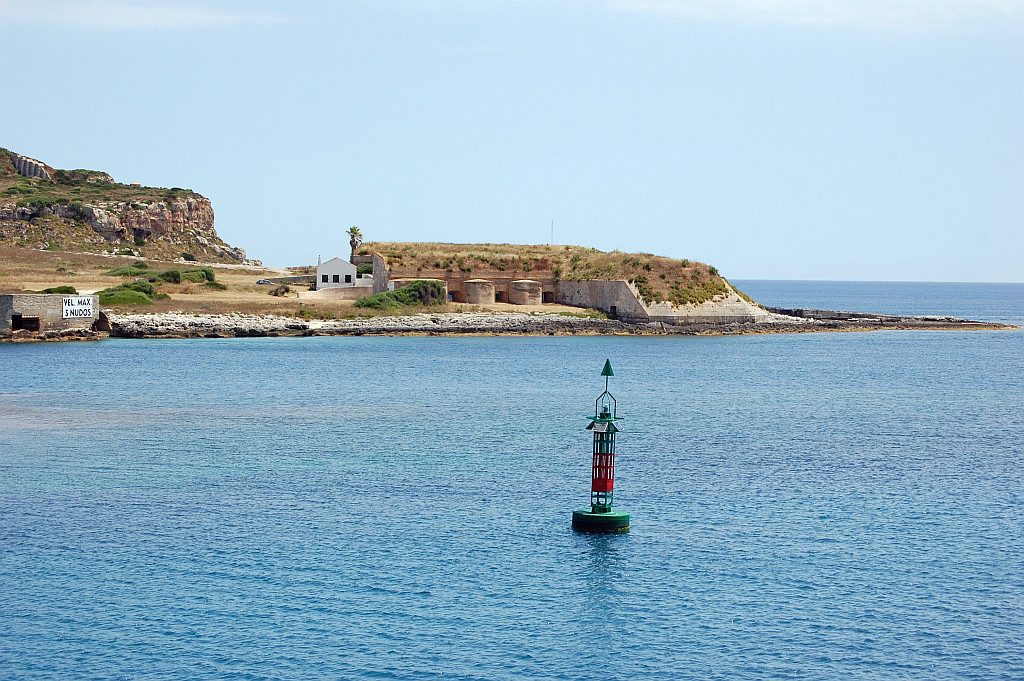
[62, 296, 94, 319]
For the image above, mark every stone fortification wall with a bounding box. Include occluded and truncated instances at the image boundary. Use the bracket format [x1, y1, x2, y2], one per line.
[509, 279, 542, 306]
[556, 280, 769, 323]
[1, 294, 99, 336]
[463, 279, 495, 304]
[372, 253, 390, 293]
[10, 153, 52, 180]
[380, 261, 556, 302]
[556, 280, 650, 320]
[373, 252, 766, 321]
[644, 284, 770, 324]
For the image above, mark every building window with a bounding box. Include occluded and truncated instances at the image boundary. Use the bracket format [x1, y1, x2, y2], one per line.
[321, 275, 328, 283]
[344, 274, 352, 283]
[333, 275, 340, 283]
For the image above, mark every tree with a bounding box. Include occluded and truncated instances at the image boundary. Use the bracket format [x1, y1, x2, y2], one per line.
[347, 226, 363, 262]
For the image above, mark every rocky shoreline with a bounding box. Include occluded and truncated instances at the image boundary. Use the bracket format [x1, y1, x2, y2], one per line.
[101, 311, 1015, 340]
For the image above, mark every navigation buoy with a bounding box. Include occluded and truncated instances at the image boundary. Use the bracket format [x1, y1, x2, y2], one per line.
[572, 359, 630, 533]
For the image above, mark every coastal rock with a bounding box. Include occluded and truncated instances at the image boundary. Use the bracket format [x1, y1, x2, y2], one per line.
[107, 312, 635, 339]
[102, 309, 1011, 341]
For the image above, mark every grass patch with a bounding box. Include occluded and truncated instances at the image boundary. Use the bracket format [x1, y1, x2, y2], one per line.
[98, 265, 224, 306]
[97, 280, 168, 306]
[98, 287, 153, 306]
[555, 309, 607, 319]
[297, 307, 338, 320]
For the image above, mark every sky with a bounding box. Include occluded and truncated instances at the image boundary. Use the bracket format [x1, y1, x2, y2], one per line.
[1, 0, 1022, 281]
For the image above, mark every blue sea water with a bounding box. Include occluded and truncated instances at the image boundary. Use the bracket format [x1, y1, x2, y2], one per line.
[1, 281, 1022, 680]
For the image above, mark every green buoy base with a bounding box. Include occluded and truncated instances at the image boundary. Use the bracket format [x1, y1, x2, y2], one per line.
[572, 509, 630, 533]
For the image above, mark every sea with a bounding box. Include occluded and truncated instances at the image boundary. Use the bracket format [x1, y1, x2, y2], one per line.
[1, 281, 1022, 680]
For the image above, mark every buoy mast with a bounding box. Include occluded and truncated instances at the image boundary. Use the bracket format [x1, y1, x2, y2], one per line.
[572, 360, 631, 533]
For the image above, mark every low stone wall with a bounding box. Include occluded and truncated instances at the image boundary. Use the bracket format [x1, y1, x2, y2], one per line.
[297, 287, 366, 301]
[263, 275, 315, 285]
[766, 307, 896, 321]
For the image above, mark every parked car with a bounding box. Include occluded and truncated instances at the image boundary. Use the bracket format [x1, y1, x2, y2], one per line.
[256, 279, 273, 285]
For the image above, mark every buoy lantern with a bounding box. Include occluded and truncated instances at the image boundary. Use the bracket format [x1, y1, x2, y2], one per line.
[572, 359, 631, 533]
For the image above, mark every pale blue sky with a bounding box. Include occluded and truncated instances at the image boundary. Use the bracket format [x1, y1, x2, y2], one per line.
[2, 0, 1022, 280]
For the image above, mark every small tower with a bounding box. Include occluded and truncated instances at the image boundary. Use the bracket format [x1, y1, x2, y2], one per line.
[572, 360, 631, 533]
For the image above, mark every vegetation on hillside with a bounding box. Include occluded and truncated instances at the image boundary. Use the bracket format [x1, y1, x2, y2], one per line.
[0, 149, 247, 264]
[0, 148, 199, 208]
[97, 263, 224, 306]
[358, 242, 739, 307]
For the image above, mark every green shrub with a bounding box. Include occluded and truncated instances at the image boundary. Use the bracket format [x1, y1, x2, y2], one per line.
[121, 280, 158, 296]
[181, 252, 197, 262]
[98, 288, 152, 306]
[355, 280, 446, 310]
[96, 279, 164, 306]
[206, 281, 227, 291]
[40, 285, 78, 294]
[180, 270, 208, 283]
[269, 284, 290, 297]
[187, 266, 216, 282]
[153, 269, 181, 284]
[357, 263, 373, 275]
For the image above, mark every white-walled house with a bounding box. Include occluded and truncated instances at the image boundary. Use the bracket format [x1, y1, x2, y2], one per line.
[316, 257, 359, 289]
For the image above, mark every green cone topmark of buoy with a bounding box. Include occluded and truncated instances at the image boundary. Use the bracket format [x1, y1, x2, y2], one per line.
[572, 359, 630, 534]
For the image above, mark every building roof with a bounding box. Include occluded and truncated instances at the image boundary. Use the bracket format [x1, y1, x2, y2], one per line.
[317, 257, 356, 269]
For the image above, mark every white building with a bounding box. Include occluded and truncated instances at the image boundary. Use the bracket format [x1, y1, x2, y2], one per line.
[316, 257, 358, 289]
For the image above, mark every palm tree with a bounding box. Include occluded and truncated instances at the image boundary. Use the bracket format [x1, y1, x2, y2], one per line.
[347, 226, 363, 262]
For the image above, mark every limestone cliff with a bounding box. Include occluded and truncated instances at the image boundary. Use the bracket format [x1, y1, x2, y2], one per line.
[0, 148, 248, 263]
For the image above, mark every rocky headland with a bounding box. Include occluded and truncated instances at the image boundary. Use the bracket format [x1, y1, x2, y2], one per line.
[0, 148, 248, 263]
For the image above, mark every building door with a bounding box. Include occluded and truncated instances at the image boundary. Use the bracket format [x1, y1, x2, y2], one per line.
[11, 314, 40, 332]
